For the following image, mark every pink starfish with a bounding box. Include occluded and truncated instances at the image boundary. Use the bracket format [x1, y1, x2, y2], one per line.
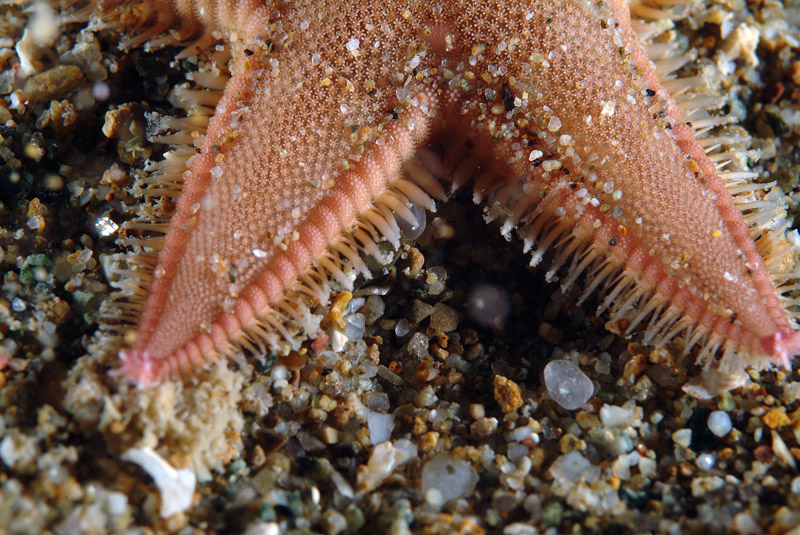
[88, 0, 799, 388]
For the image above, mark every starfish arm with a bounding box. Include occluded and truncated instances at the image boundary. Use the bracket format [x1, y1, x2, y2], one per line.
[87, 0, 798, 384]
[122, 2, 443, 381]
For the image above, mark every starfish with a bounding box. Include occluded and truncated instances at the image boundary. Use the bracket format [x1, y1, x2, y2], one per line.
[85, 0, 800, 389]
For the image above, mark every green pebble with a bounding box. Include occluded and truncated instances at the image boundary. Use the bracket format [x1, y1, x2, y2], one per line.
[286, 491, 304, 517]
[257, 502, 276, 522]
[344, 504, 365, 535]
[20, 254, 51, 286]
[716, 390, 736, 412]
[71, 290, 93, 306]
[542, 500, 564, 527]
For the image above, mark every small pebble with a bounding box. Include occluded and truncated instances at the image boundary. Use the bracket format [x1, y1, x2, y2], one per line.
[407, 332, 429, 358]
[409, 299, 433, 323]
[406, 246, 425, 271]
[320, 426, 339, 445]
[321, 509, 347, 535]
[244, 523, 280, 535]
[549, 451, 600, 485]
[707, 410, 732, 437]
[0, 71, 12, 94]
[429, 303, 458, 333]
[537, 321, 564, 344]
[493, 375, 523, 413]
[690, 475, 725, 497]
[599, 404, 632, 427]
[377, 365, 403, 386]
[639, 457, 657, 478]
[24, 65, 84, 103]
[762, 409, 790, 429]
[11, 297, 26, 312]
[544, 360, 594, 410]
[696, 453, 715, 471]
[771, 430, 796, 469]
[716, 390, 737, 411]
[414, 386, 437, 408]
[732, 512, 759, 535]
[503, 523, 538, 535]
[470, 417, 498, 439]
[0, 429, 39, 472]
[360, 295, 385, 325]
[366, 411, 394, 445]
[394, 318, 410, 337]
[672, 428, 692, 448]
[356, 440, 417, 493]
[421, 454, 478, 504]
[343, 313, 365, 341]
[470, 403, 485, 419]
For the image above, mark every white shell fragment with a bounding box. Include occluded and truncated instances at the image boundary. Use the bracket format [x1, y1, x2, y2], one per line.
[121, 447, 197, 518]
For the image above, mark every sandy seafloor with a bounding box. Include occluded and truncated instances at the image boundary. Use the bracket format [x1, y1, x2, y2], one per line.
[4, 1, 800, 534]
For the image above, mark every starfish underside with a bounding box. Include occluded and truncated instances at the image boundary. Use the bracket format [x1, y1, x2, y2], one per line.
[83, 0, 800, 389]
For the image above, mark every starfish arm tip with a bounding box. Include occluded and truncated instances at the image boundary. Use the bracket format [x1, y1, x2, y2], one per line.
[113, 349, 161, 389]
[760, 329, 800, 370]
